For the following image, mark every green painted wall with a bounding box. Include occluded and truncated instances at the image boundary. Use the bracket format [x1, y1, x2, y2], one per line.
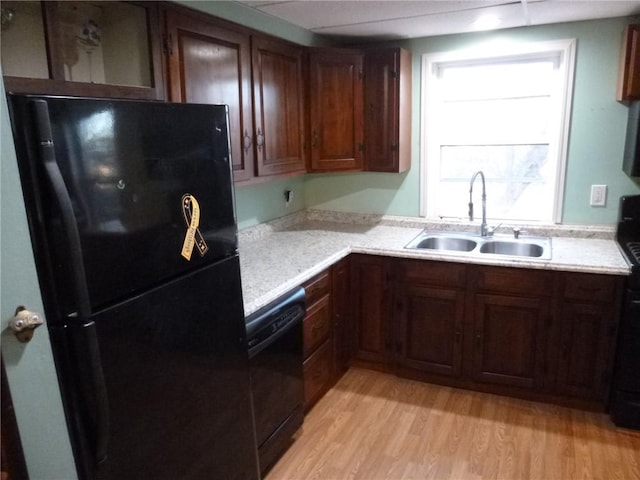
[235, 175, 306, 230]
[305, 17, 640, 225]
[1, 79, 78, 479]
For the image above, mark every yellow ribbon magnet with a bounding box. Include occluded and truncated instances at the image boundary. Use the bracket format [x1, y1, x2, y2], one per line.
[181, 194, 208, 261]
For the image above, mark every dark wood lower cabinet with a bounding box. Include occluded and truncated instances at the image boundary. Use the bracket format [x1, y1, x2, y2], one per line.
[470, 293, 548, 389]
[302, 270, 332, 411]
[555, 302, 613, 399]
[301, 259, 352, 411]
[360, 257, 623, 411]
[350, 255, 392, 370]
[554, 272, 622, 401]
[397, 284, 464, 377]
[332, 257, 352, 379]
[303, 255, 623, 412]
[303, 338, 334, 409]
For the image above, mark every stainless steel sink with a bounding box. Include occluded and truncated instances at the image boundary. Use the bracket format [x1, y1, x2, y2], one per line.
[405, 231, 551, 259]
[414, 236, 477, 252]
[405, 232, 479, 252]
[479, 240, 545, 258]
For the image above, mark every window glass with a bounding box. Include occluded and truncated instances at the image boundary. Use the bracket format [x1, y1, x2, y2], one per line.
[422, 42, 574, 223]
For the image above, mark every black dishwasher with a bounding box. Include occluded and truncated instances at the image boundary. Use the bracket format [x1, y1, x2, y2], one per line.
[246, 287, 305, 475]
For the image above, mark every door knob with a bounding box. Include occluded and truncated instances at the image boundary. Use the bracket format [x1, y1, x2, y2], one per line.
[8, 306, 44, 343]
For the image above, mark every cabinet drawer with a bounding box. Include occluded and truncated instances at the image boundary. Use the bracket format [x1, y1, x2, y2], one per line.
[400, 260, 466, 288]
[303, 295, 331, 358]
[475, 266, 553, 296]
[562, 273, 618, 303]
[303, 338, 333, 409]
[303, 270, 331, 307]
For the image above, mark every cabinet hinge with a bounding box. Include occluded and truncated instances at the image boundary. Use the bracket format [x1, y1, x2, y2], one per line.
[391, 70, 398, 78]
[163, 34, 173, 57]
[359, 70, 364, 81]
[358, 143, 365, 152]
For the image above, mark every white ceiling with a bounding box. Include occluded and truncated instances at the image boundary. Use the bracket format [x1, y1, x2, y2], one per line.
[235, 0, 640, 40]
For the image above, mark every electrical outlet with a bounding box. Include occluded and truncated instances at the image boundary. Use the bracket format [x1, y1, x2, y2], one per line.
[590, 185, 607, 207]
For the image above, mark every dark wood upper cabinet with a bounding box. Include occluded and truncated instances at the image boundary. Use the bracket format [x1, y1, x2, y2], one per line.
[252, 36, 306, 177]
[308, 49, 364, 172]
[164, 7, 307, 182]
[164, 7, 255, 181]
[1, 1, 164, 100]
[618, 24, 640, 102]
[364, 48, 411, 173]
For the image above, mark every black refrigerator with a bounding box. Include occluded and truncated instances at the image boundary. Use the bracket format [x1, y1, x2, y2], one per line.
[7, 94, 260, 480]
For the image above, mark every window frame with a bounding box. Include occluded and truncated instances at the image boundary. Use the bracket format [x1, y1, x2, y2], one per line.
[420, 39, 576, 223]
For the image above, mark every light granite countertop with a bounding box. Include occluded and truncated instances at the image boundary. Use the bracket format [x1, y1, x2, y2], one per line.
[239, 210, 631, 316]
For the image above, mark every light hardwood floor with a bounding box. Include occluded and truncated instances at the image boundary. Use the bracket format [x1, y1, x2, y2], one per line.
[267, 368, 640, 480]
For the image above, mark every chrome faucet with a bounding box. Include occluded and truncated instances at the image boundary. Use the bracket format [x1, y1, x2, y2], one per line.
[469, 170, 490, 237]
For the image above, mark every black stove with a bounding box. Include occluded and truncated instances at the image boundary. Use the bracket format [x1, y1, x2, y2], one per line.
[616, 195, 640, 289]
[611, 194, 640, 430]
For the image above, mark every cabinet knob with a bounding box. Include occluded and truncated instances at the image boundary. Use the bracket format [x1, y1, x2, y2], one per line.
[256, 128, 264, 151]
[312, 129, 318, 148]
[243, 129, 252, 154]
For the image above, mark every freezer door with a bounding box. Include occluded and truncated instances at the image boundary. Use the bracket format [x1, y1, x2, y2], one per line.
[75, 256, 258, 480]
[9, 95, 238, 311]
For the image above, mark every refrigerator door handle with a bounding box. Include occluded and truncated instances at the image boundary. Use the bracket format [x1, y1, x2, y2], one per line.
[72, 320, 110, 465]
[31, 100, 110, 465]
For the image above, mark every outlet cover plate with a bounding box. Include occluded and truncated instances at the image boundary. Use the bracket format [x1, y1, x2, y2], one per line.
[590, 185, 607, 207]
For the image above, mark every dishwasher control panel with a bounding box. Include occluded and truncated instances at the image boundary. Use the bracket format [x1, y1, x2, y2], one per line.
[247, 304, 304, 348]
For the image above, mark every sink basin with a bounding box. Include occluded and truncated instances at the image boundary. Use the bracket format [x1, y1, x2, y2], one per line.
[479, 240, 545, 258]
[405, 231, 551, 259]
[414, 236, 477, 252]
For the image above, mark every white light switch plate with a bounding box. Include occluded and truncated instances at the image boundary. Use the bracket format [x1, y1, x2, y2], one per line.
[590, 185, 607, 207]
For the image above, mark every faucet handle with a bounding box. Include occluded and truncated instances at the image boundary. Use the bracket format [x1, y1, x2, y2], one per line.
[488, 223, 502, 236]
[513, 227, 521, 239]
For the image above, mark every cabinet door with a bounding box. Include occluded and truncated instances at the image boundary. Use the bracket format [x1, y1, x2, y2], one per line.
[303, 294, 331, 358]
[397, 284, 464, 377]
[470, 294, 548, 389]
[303, 337, 333, 411]
[555, 302, 615, 400]
[2, 1, 164, 100]
[165, 9, 254, 181]
[364, 48, 411, 173]
[351, 255, 391, 367]
[618, 24, 640, 102]
[332, 257, 352, 377]
[252, 36, 305, 176]
[308, 49, 364, 172]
